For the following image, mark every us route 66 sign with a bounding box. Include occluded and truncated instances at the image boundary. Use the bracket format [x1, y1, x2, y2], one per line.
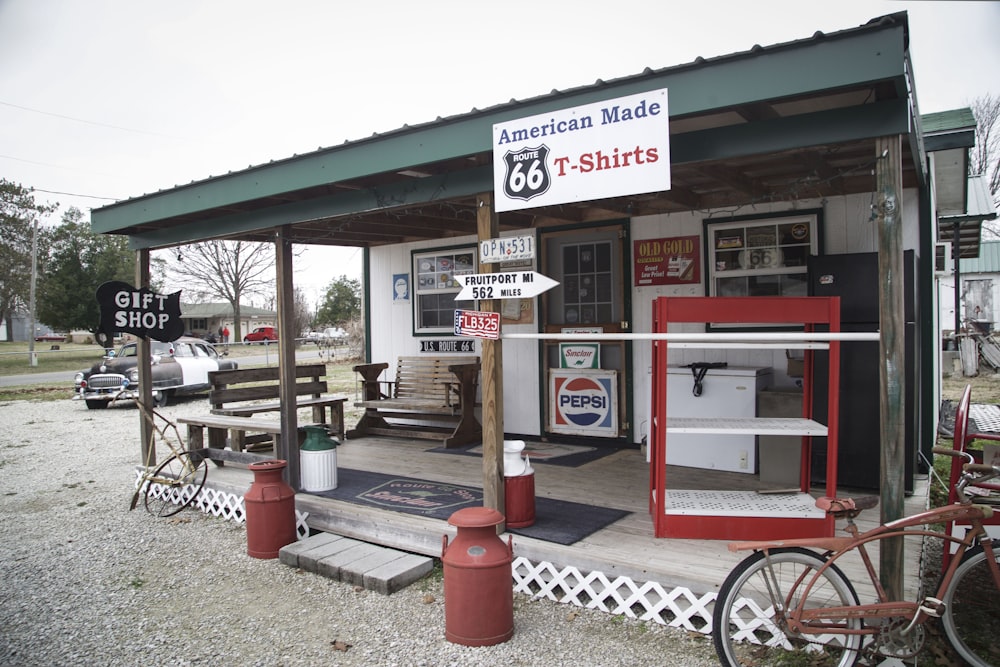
[501, 145, 551, 202]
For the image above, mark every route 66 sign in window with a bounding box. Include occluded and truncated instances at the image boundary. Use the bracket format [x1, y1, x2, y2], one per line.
[501, 145, 551, 202]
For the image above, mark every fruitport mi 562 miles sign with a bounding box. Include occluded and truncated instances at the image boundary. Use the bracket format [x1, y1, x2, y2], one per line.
[456, 271, 559, 301]
[492, 88, 670, 213]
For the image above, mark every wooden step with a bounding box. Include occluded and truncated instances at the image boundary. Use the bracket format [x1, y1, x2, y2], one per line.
[279, 532, 434, 595]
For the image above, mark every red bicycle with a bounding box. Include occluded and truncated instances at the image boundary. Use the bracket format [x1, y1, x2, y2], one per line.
[712, 445, 1000, 666]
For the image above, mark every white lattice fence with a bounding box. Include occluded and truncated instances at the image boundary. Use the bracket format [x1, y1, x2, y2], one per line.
[134, 471, 310, 539]
[512, 557, 716, 635]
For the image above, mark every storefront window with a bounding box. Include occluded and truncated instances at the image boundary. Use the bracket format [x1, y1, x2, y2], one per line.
[706, 212, 819, 298]
[412, 247, 476, 333]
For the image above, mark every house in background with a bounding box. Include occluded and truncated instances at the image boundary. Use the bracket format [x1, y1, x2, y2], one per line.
[940, 238, 1000, 339]
[179, 302, 276, 341]
[0, 310, 34, 342]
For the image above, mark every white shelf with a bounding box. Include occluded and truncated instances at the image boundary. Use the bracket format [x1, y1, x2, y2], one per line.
[665, 417, 826, 436]
[661, 490, 823, 519]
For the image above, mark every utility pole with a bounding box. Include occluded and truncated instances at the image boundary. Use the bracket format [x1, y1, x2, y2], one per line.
[27, 219, 38, 367]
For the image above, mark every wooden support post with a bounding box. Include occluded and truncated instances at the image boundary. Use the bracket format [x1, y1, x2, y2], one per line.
[275, 226, 300, 488]
[476, 193, 505, 524]
[135, 248, 155, 467]
[876, 135, 905, 600]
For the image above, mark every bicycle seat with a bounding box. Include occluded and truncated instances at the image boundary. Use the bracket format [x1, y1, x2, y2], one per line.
[816, 495, 879, 517]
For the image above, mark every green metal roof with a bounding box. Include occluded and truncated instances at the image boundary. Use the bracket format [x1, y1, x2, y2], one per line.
[922, 108, 976, 135]
[90, 12, 920, 251]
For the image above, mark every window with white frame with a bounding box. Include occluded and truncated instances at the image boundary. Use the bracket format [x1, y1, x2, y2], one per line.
[706, 212, 820, 298]
[412, 247, 476, 333]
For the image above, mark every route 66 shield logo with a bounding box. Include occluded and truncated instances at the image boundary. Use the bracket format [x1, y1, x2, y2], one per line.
[502, 145, 551, 202]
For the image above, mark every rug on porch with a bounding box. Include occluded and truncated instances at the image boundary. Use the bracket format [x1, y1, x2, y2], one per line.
[313, 468, 630, 546]
[426, 441, 620, 468]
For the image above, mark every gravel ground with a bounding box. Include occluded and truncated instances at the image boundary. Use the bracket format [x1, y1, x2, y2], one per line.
[0, 396, 720, 666]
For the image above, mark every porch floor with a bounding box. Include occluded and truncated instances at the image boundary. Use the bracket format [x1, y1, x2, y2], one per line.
[204, 435, 929, 600]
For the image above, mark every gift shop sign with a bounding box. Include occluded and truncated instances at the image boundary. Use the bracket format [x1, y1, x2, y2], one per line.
[96, 281, 184, 343]
[493, 88, 670, 213]
[633, 235, 700, 286]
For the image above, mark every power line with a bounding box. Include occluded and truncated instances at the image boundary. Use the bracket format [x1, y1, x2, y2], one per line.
[31, 188, 118, 201]
[0, 99, 188, 140]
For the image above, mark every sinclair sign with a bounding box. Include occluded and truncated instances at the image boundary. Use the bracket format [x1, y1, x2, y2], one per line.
[493, 88, 670, 212]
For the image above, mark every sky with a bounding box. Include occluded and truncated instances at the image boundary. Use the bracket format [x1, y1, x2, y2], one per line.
[1, 0, 998, 304]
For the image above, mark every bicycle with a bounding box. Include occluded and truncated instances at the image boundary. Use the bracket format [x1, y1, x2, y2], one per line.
[712, 448, 1000, 665]
[127, 392, 209, 518]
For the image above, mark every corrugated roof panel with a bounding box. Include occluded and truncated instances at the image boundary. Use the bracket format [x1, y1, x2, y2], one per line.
[959, 240, 1000, 273]
[922, 108, 976, 135]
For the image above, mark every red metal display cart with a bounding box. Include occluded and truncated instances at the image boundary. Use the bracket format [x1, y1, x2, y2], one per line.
[648, 296, 841, 539]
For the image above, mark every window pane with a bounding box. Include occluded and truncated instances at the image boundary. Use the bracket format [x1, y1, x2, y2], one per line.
[781, 273, 809, 296]
[717, 276, 747, 297]
[563, 246, 578, 273]
[580, 245, 596, 273]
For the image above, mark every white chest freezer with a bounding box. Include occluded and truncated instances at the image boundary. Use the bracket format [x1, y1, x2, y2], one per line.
[663, 365, 773, 473]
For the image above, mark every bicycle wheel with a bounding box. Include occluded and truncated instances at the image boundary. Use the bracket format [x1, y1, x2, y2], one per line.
[142, 450, 208, 518]
[940, 539, 1000, 667]
[713, 547, 863, 667]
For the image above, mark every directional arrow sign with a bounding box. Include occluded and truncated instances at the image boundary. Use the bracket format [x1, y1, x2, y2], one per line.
[456, 271, 559, 301]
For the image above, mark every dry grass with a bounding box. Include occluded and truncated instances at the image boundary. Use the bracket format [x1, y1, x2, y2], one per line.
[941, 369, 1000, 404]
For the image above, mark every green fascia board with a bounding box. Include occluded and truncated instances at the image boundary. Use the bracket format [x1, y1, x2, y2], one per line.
[924, 131, 976, 152]
[127, 166, 494, 249]
[95, 19, 908, 236]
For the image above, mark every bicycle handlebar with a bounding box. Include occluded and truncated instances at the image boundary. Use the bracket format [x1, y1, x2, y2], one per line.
[932, 445, 1000, 505]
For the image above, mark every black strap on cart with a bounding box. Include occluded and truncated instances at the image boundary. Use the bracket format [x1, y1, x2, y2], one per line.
[683, 362, 728, 397]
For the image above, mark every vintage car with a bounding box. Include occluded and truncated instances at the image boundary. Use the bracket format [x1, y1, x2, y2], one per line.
[244, 326, 278, 343]
[73, 337, 238, 409]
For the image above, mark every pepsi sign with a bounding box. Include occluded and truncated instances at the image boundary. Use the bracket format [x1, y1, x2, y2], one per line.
[550, 370, 617, 437]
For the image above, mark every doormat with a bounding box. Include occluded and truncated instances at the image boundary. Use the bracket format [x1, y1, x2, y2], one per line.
[313, 468, 630, 546]
[426, 441, 620, 468]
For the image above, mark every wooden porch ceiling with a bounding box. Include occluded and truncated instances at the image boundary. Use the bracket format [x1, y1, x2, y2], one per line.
[121, 133, 914, 249]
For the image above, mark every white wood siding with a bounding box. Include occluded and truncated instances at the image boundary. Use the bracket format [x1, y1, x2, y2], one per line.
[368, 192, 922, 444]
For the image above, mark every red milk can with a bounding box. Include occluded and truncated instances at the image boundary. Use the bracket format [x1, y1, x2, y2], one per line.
[441, 506, 514, 646]
[504, 473, 536, 528]
[244, 459, 297, 559]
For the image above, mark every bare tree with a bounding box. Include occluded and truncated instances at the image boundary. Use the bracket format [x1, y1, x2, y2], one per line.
[971, 93, 1000, 208]
[292, 286, 313, 339]
[166, 240, 275, 341]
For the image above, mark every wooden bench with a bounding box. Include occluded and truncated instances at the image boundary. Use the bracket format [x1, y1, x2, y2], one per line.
[177, 414, 285, 466]
[348, 356, 481, 448]
[208, 364, 347, 441]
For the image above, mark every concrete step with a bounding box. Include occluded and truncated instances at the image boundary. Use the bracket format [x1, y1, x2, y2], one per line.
[279, 532, 435, 595]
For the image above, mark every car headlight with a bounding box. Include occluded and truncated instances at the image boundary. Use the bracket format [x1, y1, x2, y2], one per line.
[74, 372, 84, 383]
[128, 369, 139, 383]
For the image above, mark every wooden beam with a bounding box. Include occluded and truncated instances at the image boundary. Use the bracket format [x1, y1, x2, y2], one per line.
[135, 248, 155, 467]
[876, 135, 905, 601]
[476, 192, 505, 527]
[275, 226, 300, 488]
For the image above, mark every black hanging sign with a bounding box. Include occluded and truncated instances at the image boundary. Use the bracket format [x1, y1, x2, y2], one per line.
[96, 281, 184, 343]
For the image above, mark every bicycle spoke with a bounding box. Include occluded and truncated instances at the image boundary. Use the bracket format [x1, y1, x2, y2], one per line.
[142, 451, 208, 518]
[941, 540, 1000, 667]
[713, 547, 862, 667]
